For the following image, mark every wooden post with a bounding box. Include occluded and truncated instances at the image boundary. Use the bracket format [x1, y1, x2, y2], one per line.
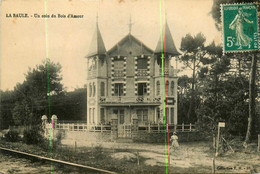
[182, 123, 184, 132]
[216, 126, 220, 157]
[158, 123, 160, 132]
[257, 134, 260, 152]
[190, 123, 192, 131]
[212, 158, 215, 174]
[148, 123, 151, 133]
[213, 134, 216, 150]
[101, 124, 103, 133]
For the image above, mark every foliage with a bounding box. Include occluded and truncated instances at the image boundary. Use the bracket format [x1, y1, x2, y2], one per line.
[179, 33, 207, 122]
[23, 126, 46, 145]
[0, 90, 16, 129]
[9, 60, 64, 126]
[210, 0, 259, 144]
[211, 0, 257, 30]
[4, 130, 20, 142]
[50, 88, 87, 120]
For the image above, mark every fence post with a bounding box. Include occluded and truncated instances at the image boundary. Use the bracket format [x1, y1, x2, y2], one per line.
[190, 123, 192, 131]
[158, 123, 160, 132]
[148, 123, 151, 133]
[258, 134, 260, 152]
[182, 123, 184, 132]
[101, 124, 103, 133]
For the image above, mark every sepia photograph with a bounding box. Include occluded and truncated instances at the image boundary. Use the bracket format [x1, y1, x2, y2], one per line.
[0, 0, 259, 173]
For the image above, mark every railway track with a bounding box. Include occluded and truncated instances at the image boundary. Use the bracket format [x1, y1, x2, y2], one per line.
[0, 146, 117, 174]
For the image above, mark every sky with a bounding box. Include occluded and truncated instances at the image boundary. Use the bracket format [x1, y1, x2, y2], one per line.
[0, 0, 221, 91]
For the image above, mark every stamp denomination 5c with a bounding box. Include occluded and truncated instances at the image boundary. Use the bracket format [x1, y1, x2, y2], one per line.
[221, 3, 259, 53]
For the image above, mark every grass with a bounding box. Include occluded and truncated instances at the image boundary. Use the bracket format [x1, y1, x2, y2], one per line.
[0, 140, 167, 174]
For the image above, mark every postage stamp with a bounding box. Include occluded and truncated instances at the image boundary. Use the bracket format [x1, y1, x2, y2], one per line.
[221, 3, 259, 53]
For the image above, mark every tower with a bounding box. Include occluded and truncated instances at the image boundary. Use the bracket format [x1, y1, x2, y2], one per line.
[86, 17, 107, 127]
[154, 20, 180, 125]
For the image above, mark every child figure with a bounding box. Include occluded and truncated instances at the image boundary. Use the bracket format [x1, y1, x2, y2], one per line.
[170, 132, 179, 151]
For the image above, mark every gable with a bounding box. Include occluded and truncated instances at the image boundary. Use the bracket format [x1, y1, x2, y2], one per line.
[107, 34, 153, 57]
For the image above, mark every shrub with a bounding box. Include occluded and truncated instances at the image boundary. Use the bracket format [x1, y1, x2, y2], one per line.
[4, 130, 20, 142]
[23, 126, 46, 145]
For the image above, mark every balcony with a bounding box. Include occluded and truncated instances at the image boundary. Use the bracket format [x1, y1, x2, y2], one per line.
[113, 70, 124, 77]
[99, 96, 161, 106]
[159, 68, 177, 77]
[137, 69, 149, 77]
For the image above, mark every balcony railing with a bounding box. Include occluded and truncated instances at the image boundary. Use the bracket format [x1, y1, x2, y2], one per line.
[137, 69, 149, 76]
[113, 70, 124, 77]
[159, 68, 177, 77]
[99, 96, 161, 104]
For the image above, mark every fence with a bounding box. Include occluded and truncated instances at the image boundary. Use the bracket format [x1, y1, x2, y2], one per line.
[138, 123, 196, 133]
[55, 122, 111, 132]
[54, 122, 196, 133]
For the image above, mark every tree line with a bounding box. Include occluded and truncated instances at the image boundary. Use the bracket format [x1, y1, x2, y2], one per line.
[177, 0, 260, 144]
[0, 60, 86, 129]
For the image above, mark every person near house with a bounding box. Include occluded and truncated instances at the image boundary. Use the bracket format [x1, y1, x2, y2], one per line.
[170, 132, 179, 151]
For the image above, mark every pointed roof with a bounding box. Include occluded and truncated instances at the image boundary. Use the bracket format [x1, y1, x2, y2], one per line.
[107, 34, 153, 56]
[154, 21, 180, 56]
[86, 22, 106, 58]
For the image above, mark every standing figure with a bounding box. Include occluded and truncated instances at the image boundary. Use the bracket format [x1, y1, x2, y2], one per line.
[170, 132, 179, 151]
[229, 7, 253, 49]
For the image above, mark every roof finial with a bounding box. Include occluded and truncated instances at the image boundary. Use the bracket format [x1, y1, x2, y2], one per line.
[96, 13, 99, 25]
[128, 15, 134, 34]
[165, 12, 167, 23]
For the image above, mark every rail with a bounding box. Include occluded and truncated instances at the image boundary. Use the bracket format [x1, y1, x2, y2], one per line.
[138, 123, 196, 133]
[49, 122, 196, 133]
[0, 146, 117, 174]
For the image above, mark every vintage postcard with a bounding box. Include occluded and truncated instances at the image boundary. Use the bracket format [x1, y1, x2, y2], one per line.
[0, 0, 259, 173]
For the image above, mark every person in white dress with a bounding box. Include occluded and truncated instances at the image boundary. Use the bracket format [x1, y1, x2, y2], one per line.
[170, 132, 179, 151]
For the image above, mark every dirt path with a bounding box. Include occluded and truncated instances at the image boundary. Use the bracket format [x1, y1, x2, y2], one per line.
[62, 140, 259, 173]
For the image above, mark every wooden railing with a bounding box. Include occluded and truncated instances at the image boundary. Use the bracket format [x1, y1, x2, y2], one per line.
[49, 122, 196, 133]
[55, 123, 111, 132]
[138, 123, 196, 133]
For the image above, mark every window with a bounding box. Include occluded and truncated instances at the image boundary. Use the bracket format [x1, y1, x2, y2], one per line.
[171, 81, 174, 96]
[138, 83, 147, 96]
[93, 83, 95, 97]
[89, 108, 92, 123]
[89, 84, 92, 97]
[166, 81, 169, 94]
[92, 108, 95, 123]
[170, 108, 174, 124]
[100, 108, 105, 124]
[113, 109, 124, 124]
[157, 108, 160, 122]
[137, 58, 148, 69]
[115, 83, 123, 96]
[156, 81, 160, 95]
[101, 82, 105, 96]
[137, 109, 148, 124]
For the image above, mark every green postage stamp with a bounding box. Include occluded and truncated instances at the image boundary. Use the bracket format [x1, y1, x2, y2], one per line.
[221, 3, 259, 53]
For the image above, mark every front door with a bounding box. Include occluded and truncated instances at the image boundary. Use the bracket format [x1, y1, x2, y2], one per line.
[113, 109, 126, 137]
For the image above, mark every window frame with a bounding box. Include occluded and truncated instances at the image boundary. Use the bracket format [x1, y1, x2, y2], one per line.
[137, 83, 147, 96]
[114, 83, 124, 96]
